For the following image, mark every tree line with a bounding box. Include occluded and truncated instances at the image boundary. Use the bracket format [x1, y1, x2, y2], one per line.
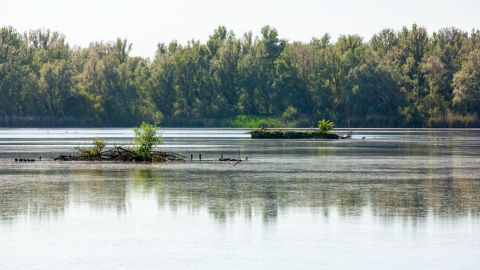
[1, 24, 480, 127]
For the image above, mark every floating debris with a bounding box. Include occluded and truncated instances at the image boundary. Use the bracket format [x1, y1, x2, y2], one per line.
[54, 146, 187, 162]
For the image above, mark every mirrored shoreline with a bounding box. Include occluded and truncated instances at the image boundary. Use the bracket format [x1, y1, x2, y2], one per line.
[1, 129, 479, 269]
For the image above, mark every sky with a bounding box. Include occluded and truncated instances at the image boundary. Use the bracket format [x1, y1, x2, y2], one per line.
[2, 0, 479, 58]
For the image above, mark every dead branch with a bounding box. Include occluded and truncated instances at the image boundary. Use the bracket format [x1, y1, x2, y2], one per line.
[54, 146, 187, 162]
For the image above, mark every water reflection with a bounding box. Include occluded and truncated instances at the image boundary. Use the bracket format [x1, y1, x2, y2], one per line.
[1, 129, 480, 224]
[0, 175, 69, 220]
[70, 170, 128, 214]
[1, 166, 478, 223]
[1, 129, 479, 270]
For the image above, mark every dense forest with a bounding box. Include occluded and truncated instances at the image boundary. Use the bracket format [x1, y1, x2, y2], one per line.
[1, 24, 480, 128]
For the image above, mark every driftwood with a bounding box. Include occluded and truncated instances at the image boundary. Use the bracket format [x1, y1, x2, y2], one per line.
[15, 158, 35, 162]
[217, 157, 241, 162]
[338, 131, 353, 139]
[215, 157, 243, 167]
[54, 146, 188, 162]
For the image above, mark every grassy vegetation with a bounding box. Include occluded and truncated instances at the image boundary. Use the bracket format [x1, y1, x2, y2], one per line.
[426, 113, 480, 128]
[2, 114, 480, 128]
[161, 115, 312, 128]
[218, 115, 284, 128]
[249, 129, 335, 135]
[0, 114, 296, 128]
[0, 115, 97, 128]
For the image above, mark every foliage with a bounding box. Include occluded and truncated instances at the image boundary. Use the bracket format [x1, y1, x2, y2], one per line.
[218, 115, 285, 128]
[1, 24, 480, 128]
[249, 129, 336, 135]
[311, 130, 335, 135]
[452, 49, 480, 113]
[75, 138, 107, 158]
[281, 106, 298, 124]
[132, 121, 163, 160]
[426, 113, 480, 128]
[318, 119, 335, 132]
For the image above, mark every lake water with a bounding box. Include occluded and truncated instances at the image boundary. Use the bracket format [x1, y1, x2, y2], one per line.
[0, 128, 479, 269]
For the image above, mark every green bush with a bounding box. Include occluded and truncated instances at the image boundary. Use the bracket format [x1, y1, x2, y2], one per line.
[132, 121, 164, 160]
[318, 119, 335, 132]
[75, 138, 107, 158]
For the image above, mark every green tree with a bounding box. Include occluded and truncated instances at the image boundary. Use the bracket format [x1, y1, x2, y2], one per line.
[150, 43, 177, 117]
[343, 53, 401, 119]
[370, 28, 398, 59]
[452, 49, 480, 113]
[35, 60, 73, 115]
[132, 121, 164, 160]
[281, 106, 298, 124]
[275, 42, 319, 115]
[1, 24, 480, 128]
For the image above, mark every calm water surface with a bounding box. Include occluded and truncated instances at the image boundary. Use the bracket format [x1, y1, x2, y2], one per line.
[0, 129, 479, 269]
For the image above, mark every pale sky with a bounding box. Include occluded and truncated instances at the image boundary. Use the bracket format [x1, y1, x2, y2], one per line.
[2, 0, 479, 58]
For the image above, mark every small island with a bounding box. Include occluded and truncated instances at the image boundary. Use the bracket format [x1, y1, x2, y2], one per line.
[54, 122, 187, 162]
[250, 120, 351, 140]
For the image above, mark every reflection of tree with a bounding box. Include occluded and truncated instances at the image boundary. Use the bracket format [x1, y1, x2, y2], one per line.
[0, 171, 69, 221]
[0, 167, 129, 220]
[1, 157, 479, 223]
[150, 169, 480, 222]
[70, 168, 127, 214]
[260, 179, 278, 220]
[132, 167, 163, 192]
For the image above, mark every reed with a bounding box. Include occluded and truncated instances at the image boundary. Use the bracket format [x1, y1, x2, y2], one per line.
[426, 113, 480, 128]
[339, 115, 405, 128]
[218, 115, 285, 128]
[0, 115, 97, 128]
[0, 115, 164, 128]
[2, 114, 480, 128]
[160, 115, 288, 128]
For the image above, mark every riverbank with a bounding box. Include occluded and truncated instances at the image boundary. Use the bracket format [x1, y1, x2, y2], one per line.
[3, 114, 480, 129]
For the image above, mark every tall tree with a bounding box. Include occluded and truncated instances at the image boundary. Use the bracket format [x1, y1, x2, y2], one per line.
[452, 49, 480, 113]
